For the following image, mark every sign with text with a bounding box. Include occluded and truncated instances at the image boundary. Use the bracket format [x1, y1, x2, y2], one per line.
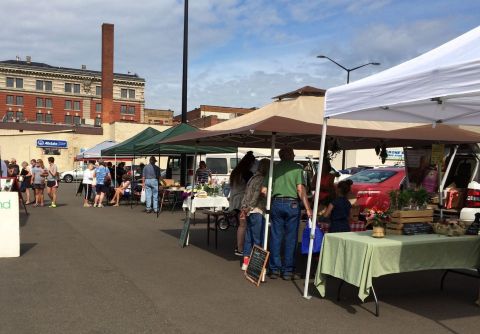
[0, 192, 20, 257]
[36, 139, 68, 149]
[245, 245, 270, 286]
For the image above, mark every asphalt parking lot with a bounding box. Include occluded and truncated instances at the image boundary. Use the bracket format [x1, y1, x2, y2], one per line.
[0, 183, 479, 334]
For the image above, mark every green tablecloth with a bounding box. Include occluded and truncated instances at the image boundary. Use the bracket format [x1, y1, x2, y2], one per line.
[314, 231, 480, 301]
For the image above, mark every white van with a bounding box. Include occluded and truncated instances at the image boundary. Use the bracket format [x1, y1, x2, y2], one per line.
[165, 153, 245, 185]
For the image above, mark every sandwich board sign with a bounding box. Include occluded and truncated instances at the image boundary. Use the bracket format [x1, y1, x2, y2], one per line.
[0, 191, 20, 257]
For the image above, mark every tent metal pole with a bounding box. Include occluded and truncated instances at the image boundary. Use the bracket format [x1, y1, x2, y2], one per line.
[114, 154, 117, 187]
[439, 145, 458, 219]
[303, 117, 328, 299]
[185, 144, 198, 246]
[262, 132, 276, 282]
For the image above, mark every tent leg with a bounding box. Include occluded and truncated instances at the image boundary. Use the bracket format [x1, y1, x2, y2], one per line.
[439, 145, 458, 219]
[262, 133, 276, 282]
[303, 117, 328, 299]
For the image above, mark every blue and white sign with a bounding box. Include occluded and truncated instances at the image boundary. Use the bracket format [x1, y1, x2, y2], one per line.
[386, 149, 404, 161]
[36, 139, 68, 149]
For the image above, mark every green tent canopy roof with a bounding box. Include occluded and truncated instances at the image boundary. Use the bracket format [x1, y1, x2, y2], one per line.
[101, 127, 161, 156]
[134, 123, 236, 155]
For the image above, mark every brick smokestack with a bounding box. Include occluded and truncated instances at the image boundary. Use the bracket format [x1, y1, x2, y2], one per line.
[102, 23, 114, 124]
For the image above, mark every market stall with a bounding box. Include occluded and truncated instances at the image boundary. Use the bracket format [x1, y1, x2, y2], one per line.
[310, 26, 480, 305]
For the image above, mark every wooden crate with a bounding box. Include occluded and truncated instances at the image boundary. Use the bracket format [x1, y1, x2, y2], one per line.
[390, 209, 433, 218]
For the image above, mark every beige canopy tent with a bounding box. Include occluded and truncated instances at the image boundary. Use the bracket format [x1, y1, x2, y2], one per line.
[162, 93, 480, 286]
[162, 95, 480, 149]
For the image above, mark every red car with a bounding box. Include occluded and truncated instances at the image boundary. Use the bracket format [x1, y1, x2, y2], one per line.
[347, 167, 406, 211]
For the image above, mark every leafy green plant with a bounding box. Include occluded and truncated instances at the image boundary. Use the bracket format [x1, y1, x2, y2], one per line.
[411, 187, 429, 207]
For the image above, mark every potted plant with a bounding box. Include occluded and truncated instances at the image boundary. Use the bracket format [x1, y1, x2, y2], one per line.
[411, 187, 429, 209]
[365, 208, 389, 238]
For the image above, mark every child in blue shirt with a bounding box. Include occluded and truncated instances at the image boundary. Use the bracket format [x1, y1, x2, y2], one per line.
[322, 179, 353, 233]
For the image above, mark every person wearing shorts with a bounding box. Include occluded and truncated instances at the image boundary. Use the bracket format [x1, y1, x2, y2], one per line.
[93, 160, 110, 208]
[31, 159, 47, 207]
[46, 157, 59, 208]
[19, 161, 32, 204]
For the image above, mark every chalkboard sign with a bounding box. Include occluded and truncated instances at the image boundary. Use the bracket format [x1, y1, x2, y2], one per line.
[245, 245, 270, 286]
[179, 216, 191, 248]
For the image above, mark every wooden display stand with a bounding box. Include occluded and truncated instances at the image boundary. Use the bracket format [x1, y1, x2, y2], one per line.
[387, 209, 433, 235]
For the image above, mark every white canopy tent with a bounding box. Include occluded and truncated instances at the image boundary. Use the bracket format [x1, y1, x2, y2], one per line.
[325, 25, 480, 125]
[304, 26, 480, 299]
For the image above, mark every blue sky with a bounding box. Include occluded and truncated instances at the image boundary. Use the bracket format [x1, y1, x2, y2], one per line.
[1, 0, 479, 114]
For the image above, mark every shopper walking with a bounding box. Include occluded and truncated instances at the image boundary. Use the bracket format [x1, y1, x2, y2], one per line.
[241, 158, 270, 270]
[262, 147, 312, 280]
[31, 159, 47, 207]
[46, 157, 59, 208]
[93, 160, 111, 208]
[142, 156, 161, 214]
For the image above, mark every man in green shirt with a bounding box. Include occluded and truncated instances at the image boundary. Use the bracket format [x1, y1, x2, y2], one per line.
[262, 147, 312, 280]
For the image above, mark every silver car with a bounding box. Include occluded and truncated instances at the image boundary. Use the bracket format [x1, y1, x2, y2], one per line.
[60, 167, 85, 183]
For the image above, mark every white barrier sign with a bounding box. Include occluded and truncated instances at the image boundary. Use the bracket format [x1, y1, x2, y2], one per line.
[0, 192, 20, 257]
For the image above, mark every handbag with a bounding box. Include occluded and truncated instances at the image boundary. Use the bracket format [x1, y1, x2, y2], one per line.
[301, 219, 324, 255]
[140, 189, 146, 203]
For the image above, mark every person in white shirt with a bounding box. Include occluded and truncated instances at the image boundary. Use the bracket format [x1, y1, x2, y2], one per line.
[82, 163, 95, 207]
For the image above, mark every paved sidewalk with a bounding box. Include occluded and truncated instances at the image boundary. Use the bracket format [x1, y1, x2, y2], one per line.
[0, 184, 479, 333]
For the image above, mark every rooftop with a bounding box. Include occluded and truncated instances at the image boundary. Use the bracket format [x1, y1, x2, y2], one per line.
[273, 85, 326, 100]
[0, 59, 145, 82]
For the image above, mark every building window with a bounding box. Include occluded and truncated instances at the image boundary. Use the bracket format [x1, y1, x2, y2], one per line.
[6, 95, 14, 105]
[121, 89, 128, 98]
[45, 114, 53, 123]
[120, 105, 127, 113]
[96, 86, 101, 96]
[129, 89, 135, 99]
[5, 111, 14, 121]
[94, 117, 102, 127]
[73, 101, 80, 110]
[36, 97, 43, 108]
[16, 96, 24, 105]
[6, 77, 23, 88]
[127, 106, 135, 114]
[43, 148, 60, 155]
[64, 115, 72, 124]
[36, 113, 43, 122]
[65, 100, 72, 110]
[73, 116, 81, 125]
[36, 80, 53, 91]
[73, 83, 81, 94]
[45, 98, 52, 108]
[65, 83, 72, 93]
[16, 111, 24, 121]
[95, 103, 102, 112]
[36, 80, 44, 90]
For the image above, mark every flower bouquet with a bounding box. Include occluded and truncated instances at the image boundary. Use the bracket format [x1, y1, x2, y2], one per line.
[364, 208, 389, 238]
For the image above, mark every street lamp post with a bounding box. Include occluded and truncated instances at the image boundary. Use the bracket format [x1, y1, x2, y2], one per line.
[317, 55, 380, 168]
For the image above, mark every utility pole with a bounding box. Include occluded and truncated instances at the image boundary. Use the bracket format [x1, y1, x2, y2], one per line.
[180, 0, 188, 186]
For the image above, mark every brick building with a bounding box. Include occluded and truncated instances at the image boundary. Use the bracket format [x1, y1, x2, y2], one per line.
[0, 57, 145, 126]
[174, 105, 256, 128]
[144, 108, 174, 125]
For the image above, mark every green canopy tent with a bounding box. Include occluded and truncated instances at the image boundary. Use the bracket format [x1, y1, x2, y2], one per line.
[101, 127, 161, 157]
[134, 123, 236, 155]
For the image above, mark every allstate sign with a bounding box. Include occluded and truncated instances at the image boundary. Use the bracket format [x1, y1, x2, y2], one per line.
[36, 139, 68, 149]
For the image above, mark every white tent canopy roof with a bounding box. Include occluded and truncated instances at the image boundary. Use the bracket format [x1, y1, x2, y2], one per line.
[76, 140, 117, 160]
[325, 26, 480, 125]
